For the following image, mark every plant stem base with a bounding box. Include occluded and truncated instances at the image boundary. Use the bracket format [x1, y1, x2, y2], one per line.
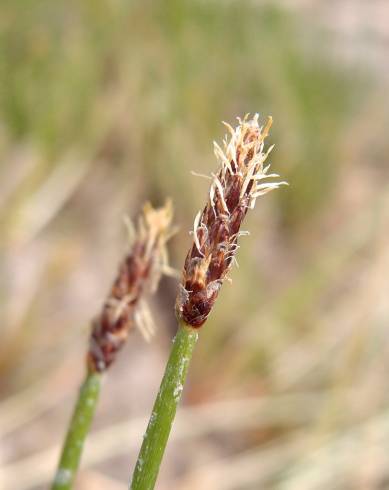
[130, 323, 198, 490]
[51, 372, 101, 490]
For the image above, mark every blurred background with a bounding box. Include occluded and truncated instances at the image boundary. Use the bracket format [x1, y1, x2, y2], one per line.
[1, 0, 389, 489]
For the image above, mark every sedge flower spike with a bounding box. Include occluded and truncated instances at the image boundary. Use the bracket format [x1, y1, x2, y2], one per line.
[51, 202, 174, 490]
[88, 201, 174, 372]
[176, 114, 286, 328]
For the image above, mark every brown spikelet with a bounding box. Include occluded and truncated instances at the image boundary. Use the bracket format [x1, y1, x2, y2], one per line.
[87, 201, 174, 373]
[176, 114, 286, 328]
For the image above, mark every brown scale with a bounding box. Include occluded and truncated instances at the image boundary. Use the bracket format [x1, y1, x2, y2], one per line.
[87, 247, 149, 372]
[176, 115, 280, 328]
[87, 202, 173, 373]
[178, 168, 251, 328]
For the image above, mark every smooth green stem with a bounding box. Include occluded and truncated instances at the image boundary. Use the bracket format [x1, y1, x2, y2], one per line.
[130, 322, 199, 490]
[51, 372, 101, 490]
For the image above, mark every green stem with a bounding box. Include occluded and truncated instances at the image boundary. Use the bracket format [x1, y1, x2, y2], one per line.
[130, 321, 199, 490]
[51, 372, 101, 490]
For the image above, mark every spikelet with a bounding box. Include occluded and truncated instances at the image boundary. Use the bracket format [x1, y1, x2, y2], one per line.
[87, 201, 174, 373]
[176, 114, 286, 328]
